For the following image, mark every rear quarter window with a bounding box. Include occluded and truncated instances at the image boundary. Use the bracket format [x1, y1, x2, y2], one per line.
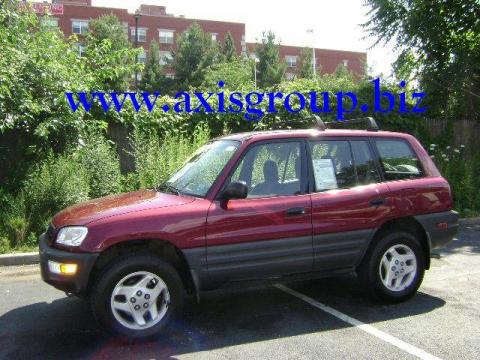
[375, 139, 423, 181]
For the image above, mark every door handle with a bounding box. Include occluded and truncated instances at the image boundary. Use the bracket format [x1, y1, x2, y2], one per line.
[370, 198, 387, 206]
[285, 207, 306, 216]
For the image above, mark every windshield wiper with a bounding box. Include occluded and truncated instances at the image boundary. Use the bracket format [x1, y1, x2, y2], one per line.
[155, 183, 181, 195]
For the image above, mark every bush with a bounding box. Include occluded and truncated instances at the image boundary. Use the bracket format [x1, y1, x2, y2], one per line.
[428, 144, 480, 217]
[121, 172, 140, 193]
[0, 191, 29, 249]
[76, 132, 123, 199]
[132, 123, 210, 189]
[22, 154, 90, 235]
[0, 236, 9, 254]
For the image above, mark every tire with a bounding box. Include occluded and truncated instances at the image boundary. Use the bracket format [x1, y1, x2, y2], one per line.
[90, 254, 185, 338]
[357, 230, 425, 303]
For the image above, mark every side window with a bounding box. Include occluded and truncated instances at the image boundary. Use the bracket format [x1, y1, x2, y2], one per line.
[350, 141, 381, 185]
[375, 139, 423, 180]
[231, 142, 302, 198]
[309, 140, 355, 191]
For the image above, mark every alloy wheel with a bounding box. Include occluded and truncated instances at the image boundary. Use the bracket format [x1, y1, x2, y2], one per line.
[378, 244, 417, 292]
[110, 271, 170, 330]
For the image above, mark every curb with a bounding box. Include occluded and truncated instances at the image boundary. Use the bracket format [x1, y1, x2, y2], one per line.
[0, 252, 39, 267]
[1, 217, 480, 267]
[459, 217, 480, 226]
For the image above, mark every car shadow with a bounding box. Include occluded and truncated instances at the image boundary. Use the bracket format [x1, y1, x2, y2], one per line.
[0, 274, 446, 360]
[432, 225, 480, 256]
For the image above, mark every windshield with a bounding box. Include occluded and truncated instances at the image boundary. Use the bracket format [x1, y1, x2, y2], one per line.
[163, 140, 240, 197]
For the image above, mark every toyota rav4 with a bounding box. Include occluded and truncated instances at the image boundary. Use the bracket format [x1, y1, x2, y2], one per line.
[39, 120, 458, 338]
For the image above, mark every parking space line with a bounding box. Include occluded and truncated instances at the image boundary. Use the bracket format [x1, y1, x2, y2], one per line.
[275, 284, 442, 360]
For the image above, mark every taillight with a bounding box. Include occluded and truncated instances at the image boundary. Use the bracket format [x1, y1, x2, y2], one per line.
[436, 222, 449, 230]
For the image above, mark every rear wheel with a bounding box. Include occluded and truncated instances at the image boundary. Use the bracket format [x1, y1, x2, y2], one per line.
[90, 254, 185, 338]
[357, 230, 425, 303]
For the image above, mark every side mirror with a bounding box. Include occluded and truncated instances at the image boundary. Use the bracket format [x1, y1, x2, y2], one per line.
[220, 181, 248, 200]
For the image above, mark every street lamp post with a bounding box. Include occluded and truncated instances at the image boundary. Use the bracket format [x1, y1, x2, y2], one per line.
[134, 10, 141, 92]
[307, 29, 316, 79]
[254, 57, 259, 88]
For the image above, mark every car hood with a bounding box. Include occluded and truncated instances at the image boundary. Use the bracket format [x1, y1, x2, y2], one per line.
[52, 190, 195, 227]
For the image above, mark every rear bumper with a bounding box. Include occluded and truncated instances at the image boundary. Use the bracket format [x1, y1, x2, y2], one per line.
[39, 233, 99, 295]
[415, 210, 459, 250]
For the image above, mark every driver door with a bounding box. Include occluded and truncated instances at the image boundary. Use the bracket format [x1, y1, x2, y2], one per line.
[205, 140, 313, 283]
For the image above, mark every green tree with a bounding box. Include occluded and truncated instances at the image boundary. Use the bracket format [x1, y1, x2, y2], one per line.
[222, 32, 237, 62]
[85, 14, 136, 91]
[0, 2, 138, 189]
[0, 3, 87, 188]
[255, 31, 286, 88]
[363, 0, 480, 119]
[334, 62, 353, 79]
[140, 40, 169, 92]
[171, 22, 221, 90]
[86, 14, 130, 50]
[202, 59, 253, 90]
[298, 47, 319, 79]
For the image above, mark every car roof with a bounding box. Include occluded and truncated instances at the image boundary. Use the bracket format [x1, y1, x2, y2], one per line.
[218, 128, 412, 142]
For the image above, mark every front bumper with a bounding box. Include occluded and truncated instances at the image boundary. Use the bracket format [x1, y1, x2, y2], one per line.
[39, 233, 99, 295]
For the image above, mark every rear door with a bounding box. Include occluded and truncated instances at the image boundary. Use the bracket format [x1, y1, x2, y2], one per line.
[308, 138, 390, 271]
[373, 138, 426, 214]
[205, 139, 313, 283]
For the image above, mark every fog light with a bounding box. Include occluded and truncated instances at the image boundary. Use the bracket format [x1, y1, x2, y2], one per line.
[48, 260, 77, 275]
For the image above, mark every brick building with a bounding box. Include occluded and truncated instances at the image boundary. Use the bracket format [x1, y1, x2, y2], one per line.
[31, 0, 366, 78]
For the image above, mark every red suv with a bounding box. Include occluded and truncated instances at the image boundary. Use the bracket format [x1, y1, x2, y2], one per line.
[39, 120, 458, 338]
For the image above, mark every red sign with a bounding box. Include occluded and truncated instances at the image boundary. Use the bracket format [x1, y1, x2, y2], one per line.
[30, 3, 64, 15]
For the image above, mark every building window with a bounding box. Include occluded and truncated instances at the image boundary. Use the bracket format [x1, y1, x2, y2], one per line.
[74, 43, 86, 57]
[41, 18, 58, 30]
[211, 32, 218, 41]
[342, 59, 349, 67]
[165, 73, 175, 79]
[72, 20, 89, 35]
[131, 27, 147, 42]
[285, 55, 297, 68]
[159, 29, 174, 44]
[138, 50, 147, 64]
[159, 50, 172, 66]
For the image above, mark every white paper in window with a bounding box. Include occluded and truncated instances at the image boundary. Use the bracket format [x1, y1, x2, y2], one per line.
[312, 158, 338, 191]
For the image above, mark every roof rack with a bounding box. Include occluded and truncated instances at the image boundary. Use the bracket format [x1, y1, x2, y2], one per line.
[268, 115, 326, 130]
[323, 117, 379, 131]
[264, 116, 379, 132]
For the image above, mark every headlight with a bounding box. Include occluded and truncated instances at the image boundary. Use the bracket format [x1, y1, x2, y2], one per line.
[56, 226, 88, 246]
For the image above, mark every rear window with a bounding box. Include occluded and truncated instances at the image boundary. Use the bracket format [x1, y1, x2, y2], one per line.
[375, 139, 423, 180]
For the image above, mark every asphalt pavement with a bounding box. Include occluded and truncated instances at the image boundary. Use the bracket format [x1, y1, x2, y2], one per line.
[0, 223, 479, 360]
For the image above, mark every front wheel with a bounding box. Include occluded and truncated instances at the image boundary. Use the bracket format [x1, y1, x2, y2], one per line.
[90, 254, 185, 338]
[357, 230, 425, 303]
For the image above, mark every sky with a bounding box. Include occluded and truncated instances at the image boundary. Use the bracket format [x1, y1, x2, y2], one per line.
[94, 0, 396, 77]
